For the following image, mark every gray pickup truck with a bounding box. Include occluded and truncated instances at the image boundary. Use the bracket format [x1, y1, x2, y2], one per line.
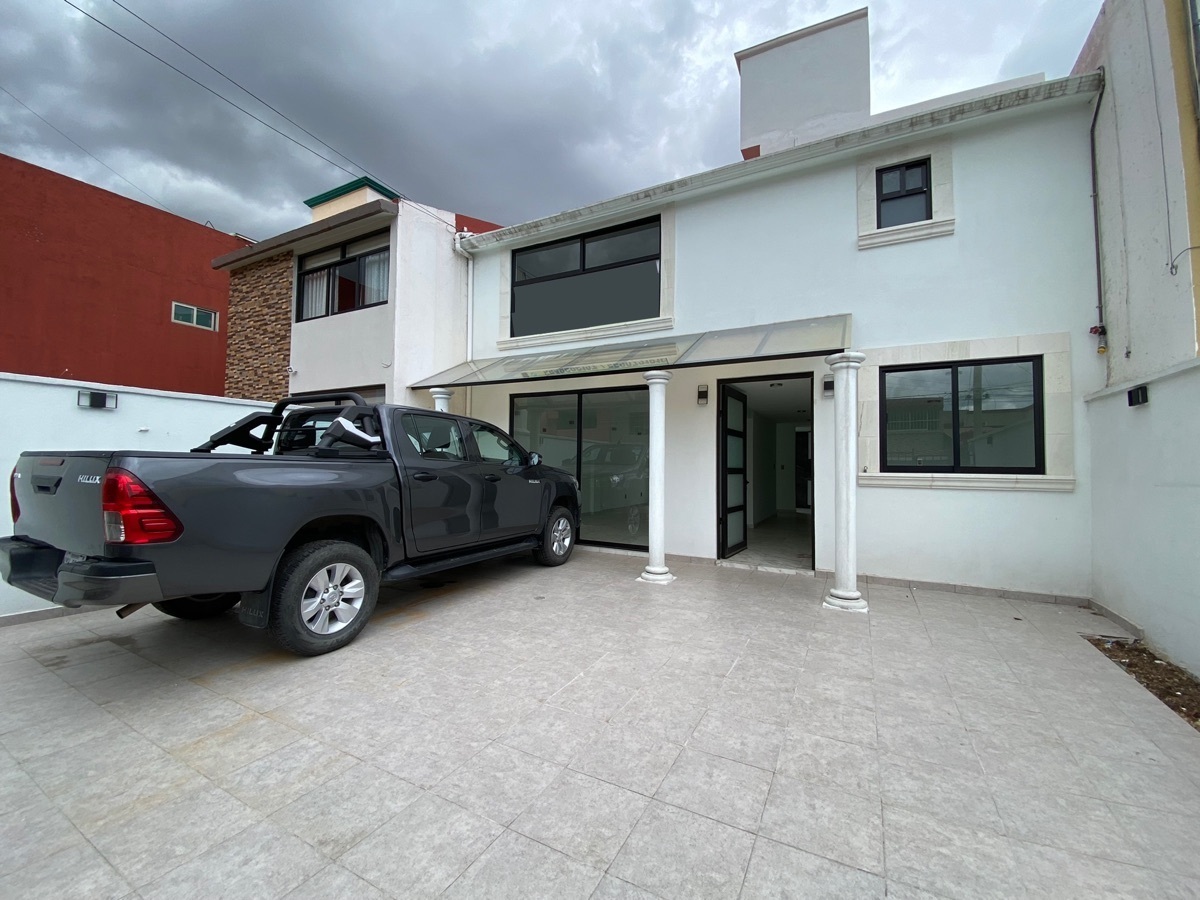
[1, 393, 580, 655]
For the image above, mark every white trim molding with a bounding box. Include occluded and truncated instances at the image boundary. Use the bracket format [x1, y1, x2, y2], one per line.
[857, 217, 956, 249]
[858, 473, 1076, 492]
[857, 332, 1076, 487]
[497, 315, 675, 351]
[857, 139, 954, 249]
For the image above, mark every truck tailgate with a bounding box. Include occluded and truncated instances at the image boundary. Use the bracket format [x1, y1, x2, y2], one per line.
[12, 452, 113, 556]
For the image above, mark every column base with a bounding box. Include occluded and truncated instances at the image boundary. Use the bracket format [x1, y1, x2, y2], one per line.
[637, 568, 676, 585]
[823, 588, 868, 613]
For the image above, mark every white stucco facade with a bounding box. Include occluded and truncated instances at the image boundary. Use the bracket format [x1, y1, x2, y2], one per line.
[455, 82, 1104, 598]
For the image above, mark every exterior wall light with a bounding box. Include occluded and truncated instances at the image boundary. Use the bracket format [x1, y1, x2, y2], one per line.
[822, 375, 835, 398]
[697, 384, 709, 406]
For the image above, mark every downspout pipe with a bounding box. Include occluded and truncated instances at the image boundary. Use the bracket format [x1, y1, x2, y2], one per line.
[453, 232, 475, 363]
[1089, 66, 1108, 332]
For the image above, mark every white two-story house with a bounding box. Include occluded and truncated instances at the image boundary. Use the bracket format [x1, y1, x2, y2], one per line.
[408, 8, 1105, 609]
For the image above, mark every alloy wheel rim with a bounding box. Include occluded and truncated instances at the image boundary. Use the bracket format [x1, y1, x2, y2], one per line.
[300, 563, 366, 635]
[551, 517, 572, 556]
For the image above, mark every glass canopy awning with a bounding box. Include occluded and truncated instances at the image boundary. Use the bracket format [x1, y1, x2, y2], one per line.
[411, 314, 852, 388]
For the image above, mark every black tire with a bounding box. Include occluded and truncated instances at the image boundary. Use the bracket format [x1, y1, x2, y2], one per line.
[153, 593, 241, 620]
[533, 507, 576, 567]
[268, 540, 379, 656]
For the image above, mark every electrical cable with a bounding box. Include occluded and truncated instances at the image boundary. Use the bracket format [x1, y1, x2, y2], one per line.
[109, 0, 372, 182]
[0, 81, 174, 212]
[62, 0, 362, 181]
[103, 0, 464, 233]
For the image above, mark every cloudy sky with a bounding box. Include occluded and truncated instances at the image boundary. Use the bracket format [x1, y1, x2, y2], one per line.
[1, 0, 1101, 239]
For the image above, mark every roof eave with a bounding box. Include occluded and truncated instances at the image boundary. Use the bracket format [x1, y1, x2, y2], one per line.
[461, 72, 1103, 253]
[212, 199, 398, 270]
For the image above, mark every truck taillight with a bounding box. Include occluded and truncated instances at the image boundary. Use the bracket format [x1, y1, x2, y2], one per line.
[9, 467, 18, 525]
[101, 468, 183, 544]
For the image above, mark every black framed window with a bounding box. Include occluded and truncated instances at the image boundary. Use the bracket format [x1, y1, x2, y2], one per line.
[297, 231, 390, 321]
[880, 357, 1044, 474]
[510, 218, 660, 337]
[877, 159, 931, 229]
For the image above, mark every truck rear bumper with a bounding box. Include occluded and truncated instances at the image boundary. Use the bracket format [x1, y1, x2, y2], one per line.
[0, 537, 163, 608]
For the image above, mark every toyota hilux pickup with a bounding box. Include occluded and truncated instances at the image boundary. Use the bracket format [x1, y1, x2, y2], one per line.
[1, 393, 580, 655]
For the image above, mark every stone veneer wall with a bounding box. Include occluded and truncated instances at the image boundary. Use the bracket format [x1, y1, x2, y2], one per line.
[225, 252, 292, 401]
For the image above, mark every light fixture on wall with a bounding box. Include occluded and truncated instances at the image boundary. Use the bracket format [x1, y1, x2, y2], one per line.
[697, 384, 709, 406]
[822, 375, 834, 399]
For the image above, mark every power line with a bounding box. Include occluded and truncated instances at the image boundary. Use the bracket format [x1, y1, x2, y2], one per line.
[0, 81, 173, 212]
[109, 0, 373, 181]
[63, 0, 464, 234]
[105, 2, 464, 234]
[60, 0, 362, 181]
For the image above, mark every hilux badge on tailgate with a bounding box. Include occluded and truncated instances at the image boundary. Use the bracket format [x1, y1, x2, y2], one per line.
[77, 475, 102, 484]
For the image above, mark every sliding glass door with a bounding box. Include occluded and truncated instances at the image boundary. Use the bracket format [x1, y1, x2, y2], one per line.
[512, 387, 650, 550]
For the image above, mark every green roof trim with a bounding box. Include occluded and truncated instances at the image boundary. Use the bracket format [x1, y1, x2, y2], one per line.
[303, 176, 399, 208]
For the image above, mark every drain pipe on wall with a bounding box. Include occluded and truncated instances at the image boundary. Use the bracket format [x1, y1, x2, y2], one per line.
[453, 231, 475, 413]
[1089, 66, 1110, 356]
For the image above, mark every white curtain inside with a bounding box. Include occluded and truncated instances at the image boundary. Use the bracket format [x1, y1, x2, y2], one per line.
[301, 270, 329, 320]
[362, 251, 389, 306]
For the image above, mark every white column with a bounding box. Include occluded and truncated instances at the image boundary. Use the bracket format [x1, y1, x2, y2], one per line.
[638, 370, 675, 584]
[430, 388, 454, 412]
[823, 351, 868, 612]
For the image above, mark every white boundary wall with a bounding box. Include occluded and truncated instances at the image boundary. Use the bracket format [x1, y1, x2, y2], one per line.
[0, 372, 270, 616]
[1088, 363, 1200, 674]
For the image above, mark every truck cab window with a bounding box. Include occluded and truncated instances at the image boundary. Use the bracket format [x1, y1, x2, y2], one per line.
[403, 414, 467, 461]
[471, 423, 524, 465]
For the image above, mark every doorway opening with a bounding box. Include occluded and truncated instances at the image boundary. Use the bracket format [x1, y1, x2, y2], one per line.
[717, 374, 814, 570]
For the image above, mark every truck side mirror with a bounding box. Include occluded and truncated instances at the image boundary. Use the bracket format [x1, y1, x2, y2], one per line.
[529, 452, 541, 466]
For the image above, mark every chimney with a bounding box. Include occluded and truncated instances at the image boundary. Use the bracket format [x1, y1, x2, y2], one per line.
[736, 8, 871, 159]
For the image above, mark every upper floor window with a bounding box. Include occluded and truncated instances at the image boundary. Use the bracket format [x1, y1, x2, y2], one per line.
[877, 159, 931, 229]
[172, 302, 217, 331]
[880, 357, 1044, 474]
[297, 231, 389, 322]
[510, 218, 660, 338]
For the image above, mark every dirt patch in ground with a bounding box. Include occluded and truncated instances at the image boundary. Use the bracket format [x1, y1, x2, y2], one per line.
[1088, 637, 1200, 732]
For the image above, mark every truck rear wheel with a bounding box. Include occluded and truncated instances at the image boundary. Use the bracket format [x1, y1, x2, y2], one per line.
[533, 506, 576, 567]
[268, 540, 379, 656]
[153, 593, 241, 619]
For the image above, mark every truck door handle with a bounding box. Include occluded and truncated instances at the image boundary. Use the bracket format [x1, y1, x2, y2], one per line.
[412, 472, 438, 482]
[483, 474, 501, 482]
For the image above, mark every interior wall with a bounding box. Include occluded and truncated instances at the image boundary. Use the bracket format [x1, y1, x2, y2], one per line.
[750, 412, 776, 525]
[775, 423, 797, 512]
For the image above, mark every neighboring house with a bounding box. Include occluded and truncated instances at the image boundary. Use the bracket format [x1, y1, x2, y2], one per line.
[1075, 0, 1200, 673]
[0, 153, 248, 395]
[214, 176, 501, 403]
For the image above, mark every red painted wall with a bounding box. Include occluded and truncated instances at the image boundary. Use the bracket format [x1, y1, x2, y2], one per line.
[0, 154, 250, 395]
[455, 212, 504, 235]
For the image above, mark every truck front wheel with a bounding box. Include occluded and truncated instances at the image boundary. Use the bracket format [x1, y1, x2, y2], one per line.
[268, 540, 379, 656]
[533, 507, 576, 567]
[153, 594, 241, 619]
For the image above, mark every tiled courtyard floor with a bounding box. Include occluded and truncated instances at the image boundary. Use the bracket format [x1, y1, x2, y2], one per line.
[3, 549, 1200, 899]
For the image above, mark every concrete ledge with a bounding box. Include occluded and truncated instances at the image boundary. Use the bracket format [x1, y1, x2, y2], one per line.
[0, 605, 95, 628]
[1086, 599, 1145, 640]
[860, 573, 1090, 606]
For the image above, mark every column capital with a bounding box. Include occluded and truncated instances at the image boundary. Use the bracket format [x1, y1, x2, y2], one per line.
[643, 369, 672, 385]
[429, 387, 455, 399]
[825, 351, 867, 370]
